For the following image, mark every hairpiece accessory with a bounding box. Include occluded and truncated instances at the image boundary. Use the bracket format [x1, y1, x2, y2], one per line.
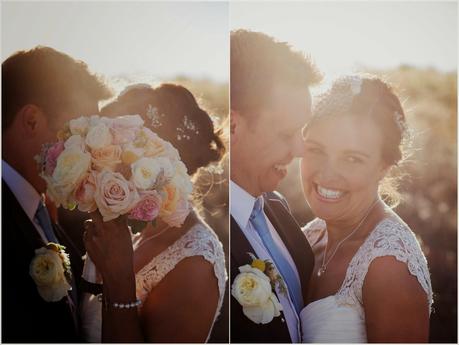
[146, 104, 164, 128]
[177, 115, 199, 141]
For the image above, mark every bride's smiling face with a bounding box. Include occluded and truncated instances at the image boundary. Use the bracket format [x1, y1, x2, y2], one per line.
[300, 114, 388, 223]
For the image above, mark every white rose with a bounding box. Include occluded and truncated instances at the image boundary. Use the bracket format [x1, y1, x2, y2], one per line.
[131, 157, 173, 190]
[64, 135, 85, 150]
[68, 116, 89, 136]
[89, 115, 102, 127]
[231, 265, 282, 324]
[53, 147, 91, 188]
[29, 248, 71, 302]
[111, 114, 144, 128]
[85, 123, 113, 150]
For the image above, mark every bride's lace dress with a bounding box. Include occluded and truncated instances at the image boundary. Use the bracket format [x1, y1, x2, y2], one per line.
[300, 216, 433, 343]
[81, 222, 227, 342]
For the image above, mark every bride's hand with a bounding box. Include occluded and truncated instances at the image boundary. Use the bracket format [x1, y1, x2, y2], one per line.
[83, 212, 134, 283]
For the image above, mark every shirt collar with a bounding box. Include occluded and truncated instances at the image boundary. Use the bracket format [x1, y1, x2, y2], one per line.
[2, 160, 42, 222]
[230, 180, 261, 230]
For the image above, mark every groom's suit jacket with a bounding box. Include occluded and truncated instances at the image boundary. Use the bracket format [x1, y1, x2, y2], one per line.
[230, 191, 314, 343]
[2, 180, 84, 343]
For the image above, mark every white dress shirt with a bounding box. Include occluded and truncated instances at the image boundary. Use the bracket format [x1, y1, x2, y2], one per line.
[231, 180, 301, 342]
[2, 160, 49, 244]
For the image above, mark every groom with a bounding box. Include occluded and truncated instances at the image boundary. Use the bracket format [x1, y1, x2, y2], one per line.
[2, 46, 111, 342]
[230, 30, 322, 343]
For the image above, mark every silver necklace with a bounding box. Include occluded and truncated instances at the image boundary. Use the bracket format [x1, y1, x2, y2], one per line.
[135, 225, 171, 251]
[317, 199, 379, 277]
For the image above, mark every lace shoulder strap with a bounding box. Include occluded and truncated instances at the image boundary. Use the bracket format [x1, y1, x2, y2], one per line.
[336, 217, 433, 315]
[135, 223, 227, 307]
[302, 218, 326, 246]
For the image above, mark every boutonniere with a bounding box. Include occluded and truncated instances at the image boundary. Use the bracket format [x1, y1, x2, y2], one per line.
[231, 253, 285, 324]
[29, 242, 72, 302]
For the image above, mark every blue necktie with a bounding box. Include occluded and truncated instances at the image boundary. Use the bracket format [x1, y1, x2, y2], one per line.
[35, 201, 59, 243]
[250, 196, 303, 313]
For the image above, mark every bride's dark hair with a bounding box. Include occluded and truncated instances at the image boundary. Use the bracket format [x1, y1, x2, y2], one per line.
[101, 83, 226, 175]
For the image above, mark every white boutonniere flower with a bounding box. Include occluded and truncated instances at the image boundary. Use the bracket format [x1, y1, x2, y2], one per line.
[231, 254, 285, 324]
[29, 243, 72, 302]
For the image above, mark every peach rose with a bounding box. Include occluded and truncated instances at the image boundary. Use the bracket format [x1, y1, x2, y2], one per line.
[91, 145, 122, 171]
[74, 171, 98, 212]
[94, 170, 139, 221]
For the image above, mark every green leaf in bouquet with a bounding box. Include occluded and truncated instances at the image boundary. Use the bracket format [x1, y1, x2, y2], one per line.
[128, 219, 148, 234]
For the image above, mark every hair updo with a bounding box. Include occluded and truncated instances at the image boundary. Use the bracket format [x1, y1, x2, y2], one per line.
[311, 75, 411, 206]
[101, 83, 226, 175]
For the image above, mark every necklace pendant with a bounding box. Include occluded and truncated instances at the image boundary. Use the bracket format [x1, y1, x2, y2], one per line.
[317, 266, 326, 277]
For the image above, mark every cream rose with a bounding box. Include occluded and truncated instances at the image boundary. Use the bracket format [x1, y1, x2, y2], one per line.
[29, 247, 71, 302]
[231, 265, 283, 324]
[242, 292, 283, 325]
[45, 147, 91, 208]
[85, 123, 113, 150]
[131, 157, 173, 190]
[91, 145, 122, 171]
[94, 170, 139, 221]
[161, 197, 190, 227]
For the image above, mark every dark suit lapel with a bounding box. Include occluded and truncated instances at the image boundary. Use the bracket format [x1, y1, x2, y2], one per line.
[3, 180, 45, 249]
[230, 216, 255, 268]
[264, 196, 315, 301]
[230, 215, 292, 343]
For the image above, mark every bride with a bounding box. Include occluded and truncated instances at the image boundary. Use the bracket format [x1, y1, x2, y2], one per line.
[299, 76, 432, 342]
[81, 83, 227, 342]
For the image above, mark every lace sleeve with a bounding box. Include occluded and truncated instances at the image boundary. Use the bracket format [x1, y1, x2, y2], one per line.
[135, 223, 227, 307]
[336, 218, 433, 315]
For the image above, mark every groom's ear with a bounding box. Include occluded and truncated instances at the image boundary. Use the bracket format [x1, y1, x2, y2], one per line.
[230, 109, 239, 140]
[18, 104, 46, 137]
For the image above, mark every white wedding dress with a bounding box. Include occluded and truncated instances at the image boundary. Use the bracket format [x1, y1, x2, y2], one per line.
[300, 216, 433, 343]
[80, 222, 227, 342]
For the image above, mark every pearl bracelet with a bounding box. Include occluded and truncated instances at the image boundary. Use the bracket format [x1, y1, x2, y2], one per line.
[113, 300, 142, 309]
[97, 294, 141, 309]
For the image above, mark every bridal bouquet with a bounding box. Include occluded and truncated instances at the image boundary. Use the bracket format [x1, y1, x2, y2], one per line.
[37, 114, 193, 229]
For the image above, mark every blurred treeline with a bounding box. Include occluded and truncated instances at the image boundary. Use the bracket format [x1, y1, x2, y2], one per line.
[278, 67, 457, 342]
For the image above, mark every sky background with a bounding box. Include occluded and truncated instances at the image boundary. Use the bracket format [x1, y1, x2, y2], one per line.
[2, 1, 229, 83]
[231, 1, 457, 82]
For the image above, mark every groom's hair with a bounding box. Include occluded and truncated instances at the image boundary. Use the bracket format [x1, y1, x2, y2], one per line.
[231, 29, 322, 116]
[2, 46, 112, 130]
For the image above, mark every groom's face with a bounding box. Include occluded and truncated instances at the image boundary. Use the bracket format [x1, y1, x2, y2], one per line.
[232, 84, 311, 196]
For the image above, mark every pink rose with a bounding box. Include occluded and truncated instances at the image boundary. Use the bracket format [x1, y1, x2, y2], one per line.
[91, 145, 122, 171]
[74, 172, 97, 212]
[161, 197, 190, 227]
[110, 115, 143, 145]
[129, 190, 162, 222]
[45, 141, 65, 175]
[94, 170, 139, 221]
